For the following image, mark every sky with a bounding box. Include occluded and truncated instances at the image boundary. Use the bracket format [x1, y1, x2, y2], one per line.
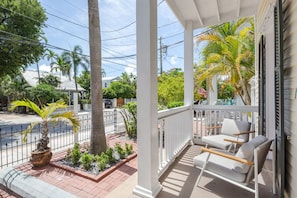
[32, 0, 202, 78]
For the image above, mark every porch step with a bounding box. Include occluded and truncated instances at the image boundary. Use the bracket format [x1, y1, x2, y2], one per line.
[0, 167, 77, 198]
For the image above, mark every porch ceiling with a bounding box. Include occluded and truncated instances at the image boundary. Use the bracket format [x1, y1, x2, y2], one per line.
[166, 0, 259, 29]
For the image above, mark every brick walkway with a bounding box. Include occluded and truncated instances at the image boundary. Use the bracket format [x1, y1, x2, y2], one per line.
[0, 133, 138, 198]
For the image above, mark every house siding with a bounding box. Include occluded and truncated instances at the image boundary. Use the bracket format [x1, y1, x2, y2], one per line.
[257, 0, 297, 197]
[282, 0, 297, 197]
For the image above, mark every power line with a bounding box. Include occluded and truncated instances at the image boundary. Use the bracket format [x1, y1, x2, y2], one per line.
[0, 30, 139, 63]
[63, 0, 87, 14]
[0, 5, 89, 43]
[46, 11, 88, 29]
[102, 21, 135, 33]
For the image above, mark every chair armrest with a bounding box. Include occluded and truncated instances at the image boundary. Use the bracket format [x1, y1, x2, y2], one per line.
[233, 130, 255, 136]
[223, 138, 244, 146]
[201, 147, 254, 166]
[206, 125, 222, 130]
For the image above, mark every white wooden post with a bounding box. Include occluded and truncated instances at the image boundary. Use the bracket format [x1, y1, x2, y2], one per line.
[133, 0, 162, 197]
[184, 21, 194, 142]
[73, 92, 79, 143]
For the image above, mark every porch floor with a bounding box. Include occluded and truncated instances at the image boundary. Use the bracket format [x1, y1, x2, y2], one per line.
[110, 145, 276, 198]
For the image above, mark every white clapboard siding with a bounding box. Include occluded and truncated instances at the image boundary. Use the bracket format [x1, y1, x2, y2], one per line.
[282, 0, 297, 197]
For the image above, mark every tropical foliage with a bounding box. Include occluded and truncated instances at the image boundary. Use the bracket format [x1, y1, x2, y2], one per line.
[158, 69, 184, 107]
[29, 84, 68, 105]
[62, 45, 89, 91]
[103, 72, 136, 99]
[120, 102, 137, 138]
[0, 0, 47, 78]
[9, 99, 80, 152]
[195, 17, 255, 105]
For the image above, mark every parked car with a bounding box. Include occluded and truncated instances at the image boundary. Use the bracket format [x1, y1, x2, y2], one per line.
[103, 99, 113, 108]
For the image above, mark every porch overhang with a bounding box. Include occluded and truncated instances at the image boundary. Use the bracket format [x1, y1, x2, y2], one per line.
[166, 0, 259, 30]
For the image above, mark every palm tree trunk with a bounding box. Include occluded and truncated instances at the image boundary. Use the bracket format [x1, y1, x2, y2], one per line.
[88, 0, 107, 155]
[36, 62, 40, 84]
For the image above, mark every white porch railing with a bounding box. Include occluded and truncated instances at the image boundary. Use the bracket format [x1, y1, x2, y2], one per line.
[193, 105, 258, 145]
[157, 106, 192, 176]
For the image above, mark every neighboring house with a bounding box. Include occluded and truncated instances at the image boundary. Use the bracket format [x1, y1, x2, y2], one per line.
[134, 0, 293, 198]
[22, 70, 85, 92]
[102, 76, 120, 89]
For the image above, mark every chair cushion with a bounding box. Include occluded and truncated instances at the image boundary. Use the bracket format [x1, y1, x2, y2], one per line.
[221, 119, 251, 141]
[202, 134, 246, 150]
[193, 152, 246, 183]
[232, 135, 268, 174]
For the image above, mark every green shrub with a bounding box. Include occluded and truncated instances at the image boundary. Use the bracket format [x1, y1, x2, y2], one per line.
[71, 143, 81, 165]
[81, 153, 94, 170]
[100, 152, 110, 165]
[120, 102, 137, 138]
[167, 101, 184, 109]
[125, 143, 133, 155]
[97, 156, 107, 171]
[115, 143, 126, 159]
[65, 148, 72, 161]
[106, 148, 116, 164]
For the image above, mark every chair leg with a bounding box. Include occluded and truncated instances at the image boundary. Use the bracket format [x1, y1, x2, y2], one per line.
[254, 149, 259, 198]
[195, 153, 211, 187]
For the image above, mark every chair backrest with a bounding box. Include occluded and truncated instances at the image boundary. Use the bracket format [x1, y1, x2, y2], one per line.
[221, 118, 251, 141]
[245, 138, 273, 183]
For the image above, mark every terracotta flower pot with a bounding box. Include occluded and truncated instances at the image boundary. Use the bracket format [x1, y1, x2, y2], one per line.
[30, 148, 52, 167]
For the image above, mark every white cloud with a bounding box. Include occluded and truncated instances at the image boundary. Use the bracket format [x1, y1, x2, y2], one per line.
[170, 56, 177, 65]
[39, 64, 51, 72]
[125, 64, 136, 75]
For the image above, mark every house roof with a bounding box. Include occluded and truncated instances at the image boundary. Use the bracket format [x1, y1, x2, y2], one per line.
[22, 70, 85, 92]
[102, 76, 120, 81]
[166, 0, 259, 30]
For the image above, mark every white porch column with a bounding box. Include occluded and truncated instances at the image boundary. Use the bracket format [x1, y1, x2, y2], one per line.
[184, 21, 194, 106]
[133, 0, 162, 197]
[184, 21, 194, 140]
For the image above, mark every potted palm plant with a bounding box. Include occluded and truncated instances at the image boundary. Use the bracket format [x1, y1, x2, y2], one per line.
[9, 99, 80, 167]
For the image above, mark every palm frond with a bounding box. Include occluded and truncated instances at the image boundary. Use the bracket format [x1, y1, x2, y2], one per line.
[52, 111, 80, 133]
[22, 122, 39, 142]
[9, 99, 42, 116]
[42, 99, 67, 119]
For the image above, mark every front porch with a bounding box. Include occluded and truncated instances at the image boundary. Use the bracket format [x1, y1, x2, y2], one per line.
[108, 144, 274, 198]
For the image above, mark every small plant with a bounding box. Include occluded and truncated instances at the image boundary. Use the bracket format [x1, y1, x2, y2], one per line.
[97, 156, 107, 171]
[125, 143, 133, 155]
[65, 148, 72, 161]
[106, 148, 116, 164]
[120, 102, 137, 138]
[71, 143, 81, 165]
[81, 153, 94, 171]
[115, 143, 126, 159]
[100, 152, 110, 165]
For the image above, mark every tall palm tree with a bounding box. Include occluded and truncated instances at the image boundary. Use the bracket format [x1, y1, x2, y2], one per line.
[62, 45, 89, 91]
[51, 55, 71, 81]
[44, 49, 58, 73]
[88, 0, 107, 154]
[195, 17, 254, 105]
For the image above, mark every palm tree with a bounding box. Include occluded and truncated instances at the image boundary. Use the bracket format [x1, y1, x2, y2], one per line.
[44, 49, 58, 73]
[62, 45, 89, 91]
[9, 99, 80, 152]
[52, 55, 71, 81]
[195, 17, 254, 105]
[88, 0, 107, 154]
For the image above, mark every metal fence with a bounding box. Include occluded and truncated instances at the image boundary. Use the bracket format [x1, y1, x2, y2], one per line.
[0, 109, 125, 169]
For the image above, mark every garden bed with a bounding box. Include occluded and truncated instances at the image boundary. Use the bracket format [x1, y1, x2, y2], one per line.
[50, 152, 137, 182]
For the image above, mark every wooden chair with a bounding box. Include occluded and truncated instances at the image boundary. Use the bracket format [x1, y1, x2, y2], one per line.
[193, 135, 273, 198]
